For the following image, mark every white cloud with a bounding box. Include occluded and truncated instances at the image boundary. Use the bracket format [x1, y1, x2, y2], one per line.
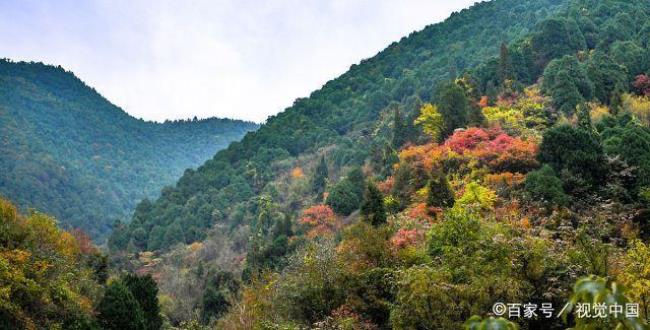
[0, 0, 477, 123]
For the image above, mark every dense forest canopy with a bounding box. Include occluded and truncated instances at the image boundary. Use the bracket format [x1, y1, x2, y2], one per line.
[0, 59, 258, 240]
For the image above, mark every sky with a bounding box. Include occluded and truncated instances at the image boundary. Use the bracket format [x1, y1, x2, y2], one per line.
[0, 0, 477, 123]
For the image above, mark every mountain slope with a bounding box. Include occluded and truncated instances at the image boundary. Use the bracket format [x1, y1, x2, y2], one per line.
[110, 0, 569, 251]
[0, 60, 258, 240]
[107, 0, 650, 327]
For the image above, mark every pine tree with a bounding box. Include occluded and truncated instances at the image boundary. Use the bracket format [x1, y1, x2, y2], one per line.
[551, 70, 583, 114]
[427, 170, 455, 208]
[346, 167, 365, 199]
[97, 281, 146, 330]
[498, 42, 513, 83]
[311, 155, 329, 200]
[361, 181, 387, 226]
[122, 274, 163, 330]
[576, 103, 593, 132]
[163, 221, 185, 246]
[436, 81, 469, 138]
[486, 81, 498, 106]
[201, 271, 238, 323]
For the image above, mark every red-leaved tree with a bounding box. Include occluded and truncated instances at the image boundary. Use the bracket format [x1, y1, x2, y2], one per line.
[299, 205, 341, 239]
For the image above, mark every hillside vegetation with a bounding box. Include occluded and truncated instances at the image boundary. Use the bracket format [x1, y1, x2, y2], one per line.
[0, 60, 258, 240]
[111, 0, 567, 252]
[105, 0, 650, 328]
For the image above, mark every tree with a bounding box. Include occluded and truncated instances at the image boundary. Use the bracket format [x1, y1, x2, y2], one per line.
[146, 226, 166, 251]
[610, 40, 645, 78]
[299, 205, 340, 238]
[601, 122, 650, 192]
[585, 51, 627, 105]
[455, 182, 497, 212]
[122, 274, 162, 330]
[202, 271, 239, 323]
[392, 106, 406, 148]
[531, 18, 586, 70]
[576, 103, 593, 132]
[326, 167, 365, 215]
[312, 155, 329, 200]
[427, 170, 455, 208]
[435, 82, 469, 138]
[97, 281, 146, 330]
[414, 103, 444, 142]
[326, 179, 362, 216]
[524, 165, 569, 209]
[538, 124, 606, 190]
[163, 220, 185, 246]
[361, 181, 387, 226]
[633, 74, 650, 97]
[346, 167, 366, 198]
[498, 42, 513, 84]
[617, 240, 650, 323]
[542, 56, 593, 114]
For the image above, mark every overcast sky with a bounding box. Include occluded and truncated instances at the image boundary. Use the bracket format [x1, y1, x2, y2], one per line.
[0, 0, 477, 123]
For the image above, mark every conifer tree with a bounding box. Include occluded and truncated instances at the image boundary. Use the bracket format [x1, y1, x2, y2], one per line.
[576, 103, 593, 132]
[436, 82, 469, 138]
[97, 281, 146, 330]
[312, 155, 329, 200]
[392, 106, 406, 148]
[361, 181, 387, 226]
[122, 274, 163, 330]
[498, 42, 513, 83]
[551, 70, 583, 114]
[427, 170, 455, 208]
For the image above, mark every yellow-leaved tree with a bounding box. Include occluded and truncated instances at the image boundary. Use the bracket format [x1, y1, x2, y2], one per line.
[415, 103, 444, 142]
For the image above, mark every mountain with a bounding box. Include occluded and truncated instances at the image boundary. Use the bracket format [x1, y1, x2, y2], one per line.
[0, 60, 258, 240]
[102, 0, 650, 328]
[112, 0, 567, 250]
[0, 0, 650, 330]
[110, 0, 568, 250]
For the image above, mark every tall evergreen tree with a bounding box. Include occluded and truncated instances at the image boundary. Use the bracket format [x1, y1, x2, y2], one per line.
[201, 271, 239, 323]
[585, 51, 627, 104]
[97, 282, 146, 330]
[427, 170, 455, 208]
[311, 155, 329, 201]
[436, 82, 469, 138]
[551, 70, 583, 114]
[163, 221, 185, 246]
[539, 124, 606, 192]
[122, 274, 162, 330]
[498, 42, 513, 83]
[576, 103, 594, 132]
[361, 181, 387, 226]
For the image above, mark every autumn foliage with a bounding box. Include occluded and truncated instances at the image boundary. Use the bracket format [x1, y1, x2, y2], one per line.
[299, 205, 341, 238]
[0, 198, 105, 329]
[391, 228, 424, 250]
[633, 74, 650, 96]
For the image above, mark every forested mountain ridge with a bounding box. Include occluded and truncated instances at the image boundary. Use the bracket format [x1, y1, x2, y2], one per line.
[0, 59, 258, 240]
[111, 0, 568, 251]
[103, 0, 650, 328]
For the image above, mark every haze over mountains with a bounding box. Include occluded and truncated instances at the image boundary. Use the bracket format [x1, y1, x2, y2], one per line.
[0, 59, 258, 240]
